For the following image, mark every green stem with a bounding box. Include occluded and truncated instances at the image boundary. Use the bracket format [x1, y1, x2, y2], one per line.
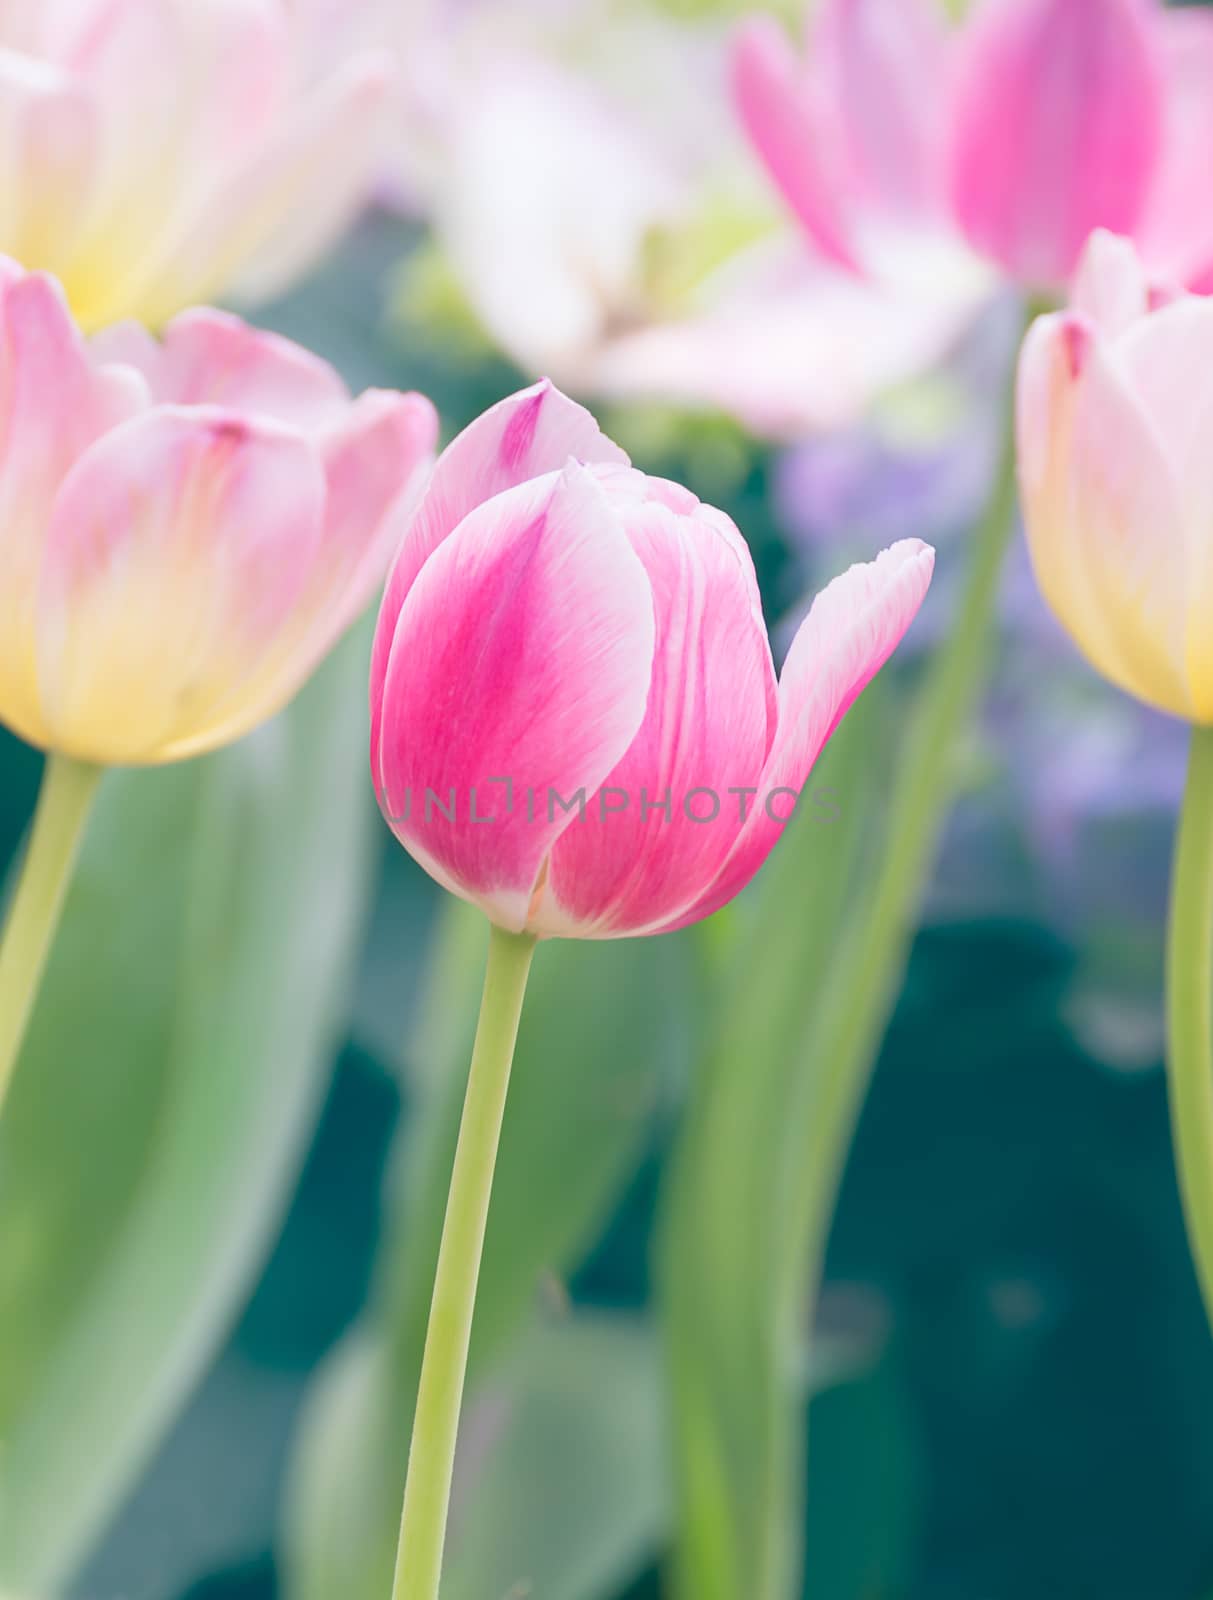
[763, 375, 1022, 1597]
[0, 753, 102, 1120]
[390, 922, 536, 1600]
[1166, 724, 1213, 1332]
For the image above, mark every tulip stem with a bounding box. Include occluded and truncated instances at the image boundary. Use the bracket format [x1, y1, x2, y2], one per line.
[0, 753, 102, 1121]
[391, 922, 536, 1600]
[759, 379, 1021, 1594]
[1166, 724, 1213, 1334]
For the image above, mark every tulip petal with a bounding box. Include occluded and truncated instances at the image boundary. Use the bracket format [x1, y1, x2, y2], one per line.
[129, 51, 390, 330]
[92, 306, 351, 426]
[815, 0, 953, 218]
[369, 379, 628, 777]
[376, 462, 656, 933]
[0, 270, 147, 749]
[731, 17, 861, 273]
[657, 539, 934, 932]
[58, 0, 289, 329]
[1017, 311, 1193, 718]
[1139, 7, 1213, 288]
[543, 495, 776, 936]
[0, 52, 97, 272]
[949, 0, 1162, 286]
[1071, 228, 1153, 337]
[35, 407, 328, 763]
[312, 387, 438, 636]
[1111, 296, 1213, 717]
[155, 387, 438, 763]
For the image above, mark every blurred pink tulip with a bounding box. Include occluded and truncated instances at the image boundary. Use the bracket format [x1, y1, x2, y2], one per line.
[0, 262, 437, 764]
[735, 0, 1213, 292]
[0, 0, 393, 330]
[1017, 229, 1213, 722]
[371, 381, 933, 937]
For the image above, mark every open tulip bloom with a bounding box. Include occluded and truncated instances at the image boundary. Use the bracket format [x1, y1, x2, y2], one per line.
[1018, 229, 1213, 1336]
[370, 379, 933, 1597]
[0, 261, 437, 1117]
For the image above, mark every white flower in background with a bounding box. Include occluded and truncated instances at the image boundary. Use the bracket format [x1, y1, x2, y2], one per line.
[374, 0, 997, 438]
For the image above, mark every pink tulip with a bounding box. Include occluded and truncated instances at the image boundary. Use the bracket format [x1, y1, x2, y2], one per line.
[734, 0, 1213, 292]
[370, 381, 933, 937]
[0, 0, 393, 330]
[0, 262, 437, 764]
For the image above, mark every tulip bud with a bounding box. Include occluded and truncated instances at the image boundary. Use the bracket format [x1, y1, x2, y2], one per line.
[371, 381, 933, 937]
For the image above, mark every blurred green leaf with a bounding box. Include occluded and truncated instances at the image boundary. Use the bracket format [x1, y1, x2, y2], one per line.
[442, 1314, 666, 1600]
[283, 921, 692, 1600]
[657, 688, 888, 1600]
[0, 626, 377, 1593]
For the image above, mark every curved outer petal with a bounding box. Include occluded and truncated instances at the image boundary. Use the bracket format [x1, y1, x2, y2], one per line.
[34, 406, 329, 764]
[1113, 296, 1213, 718]
[0, 53, 97, 271]
[0, 268, 147, 751]
[375, 462, 656, 933]
[91, 306, 352, 426]
[542, 491, 777, 937]
[656, 539, 935, 933]
[310, 387, 438, 637]
[814, 0, 954, 219]
[948, 0, 1163, 287]
[145, 386, 438, 763]
[55, 0, 291, 328]
[134, 51, 392, 327]
[1016, 310, 1195, 719]
[1138, 7, 1213, 288]
[1071, 227, 1153, 337]
[731, 16, 862, 273]
[369, 379, 628, 788]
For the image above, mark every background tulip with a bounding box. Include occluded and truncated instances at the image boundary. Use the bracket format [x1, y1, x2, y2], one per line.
[1017, 230, 1208, 722]
[0, 267, 436, 766]
[0, 0, 392, 330]
[372, 379, 934, 938]
[0, 259, 436, 1124]
[735, 0, 1212, 294]
[1018, 228, 1213, 1389]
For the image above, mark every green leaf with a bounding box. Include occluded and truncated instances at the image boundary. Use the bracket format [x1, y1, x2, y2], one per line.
[0, 626, 378, 1593]
[282, 920, 693, 1600]
[656, 688, 889, 1600]
[442, 1314, 667, 1600]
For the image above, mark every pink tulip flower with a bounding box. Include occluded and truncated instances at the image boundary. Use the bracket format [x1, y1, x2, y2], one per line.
[0, 0, 394, 330]
[0, 261, 437, 764]
[370, 380, 934, 938]
[735, 0, 1213, 294]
